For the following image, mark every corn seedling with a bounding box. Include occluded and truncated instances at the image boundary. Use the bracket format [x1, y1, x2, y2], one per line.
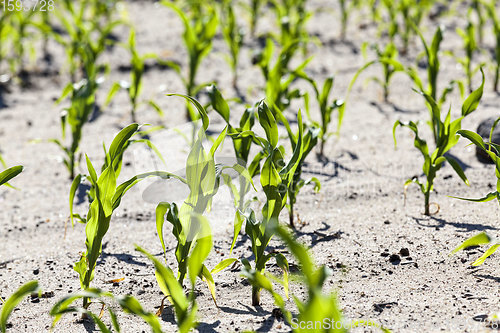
[339, 0, 361, 40]
[244, 0, 264, 37]
[51, 79, 99, 180]
[1, 281, 40, 333]
[393, 69, 485, 215]
[220, 0, 244, 89]
[270, 0, 311, 52]
[242, 226, 391, 332]
[481, 0, 500, 92]
[50, 288, 163, 332]
[52, 1, 121, 82]
[300, 75, 344, 157]
[398, 0, 433, 55]
[2, 9, 40, 82]
[273, 107, 321, 228]
[456, 19, 481, 93]
[451, 118, 500, 265]
[406, 25, 464, 112]
[106, 30, 164, 122]
[70, 124, 173, 309]
[161, 1, 218, 121]
[342, 42, 405, 117]
[154, 95, 242, 303]
[237, 101, 307, 305]
[255, 38, 311, 112]
[207, 85, 264, 252]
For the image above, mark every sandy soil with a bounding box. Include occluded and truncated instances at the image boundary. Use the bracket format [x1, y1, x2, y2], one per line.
[0, 1, 499, 332]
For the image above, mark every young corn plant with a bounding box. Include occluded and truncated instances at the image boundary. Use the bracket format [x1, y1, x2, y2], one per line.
[244, 0, 264, 37]
[242, 226, 391, 332]
[407, 25, 464, 110]
[255, 38, 311, 112]
[456, 20, 481, 93]
[106, 30, 163, 122]
[397, 0, 433, 55]
[393, 69, 485, 215]
[274, 107, 321, 228]
[338, 0, 361, 41]
[161, 1, 218, 121]
[297, 73, 344, 156]
[51, 78, 99, 180]
[50, 288, 163, 332]
[7, 10, 38, 80]
[220, 0, 244, 89]
[239, 101, 306, 305]
[451, 118, 500, 265]
[52, 0, 121, 82]
[367, 42, 404, 102]
[270, 0, 311, 51]
[481, 0, 500, 92]
[70, 124, 172, 310]
[207, 85, 264, 252]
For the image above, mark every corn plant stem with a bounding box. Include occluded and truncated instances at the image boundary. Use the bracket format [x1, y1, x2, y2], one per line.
[424, 189, 431, 216]
[495, 66, 499, 92]
[289, 199, 295, 228]
[251, 284, 261, 306]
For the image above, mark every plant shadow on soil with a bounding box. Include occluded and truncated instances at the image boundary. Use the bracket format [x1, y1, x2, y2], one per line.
[411, 215, 498, 233]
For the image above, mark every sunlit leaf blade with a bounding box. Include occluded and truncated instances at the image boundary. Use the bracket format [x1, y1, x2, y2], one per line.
[1, 281, 40, 333]
[452, 232, 491, 254]
[0, 166, 23, 187]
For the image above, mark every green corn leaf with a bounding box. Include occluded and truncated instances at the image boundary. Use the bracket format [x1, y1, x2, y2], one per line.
[207, 85, 230, 123]
[116, 295, 163, 333]
[188, 215, 213, 287]
[452, 232, 491, 254]
[1, 281, 40, 333]
[257, 101, 279, 147]
[211, 258, 238, 274]
[69, 174, 82, 227]
[156, 202, 172, 262]
[135, 246, 189, 312]
[457, 129, 486, 150]
[445, 155, 469, 185]
[0, 165, 23, 187]
[167, 94, 209, 130]
[462, 68, 484, 116]
[449, 191, 498, 203]
[108, 124, 139, 163]
[472, 243, 500, 266]
[200, 265, 217, 306]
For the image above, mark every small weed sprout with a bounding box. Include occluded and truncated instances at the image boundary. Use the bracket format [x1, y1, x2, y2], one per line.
[393, 69, 485, 215]
[451, 117, 500, 265]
